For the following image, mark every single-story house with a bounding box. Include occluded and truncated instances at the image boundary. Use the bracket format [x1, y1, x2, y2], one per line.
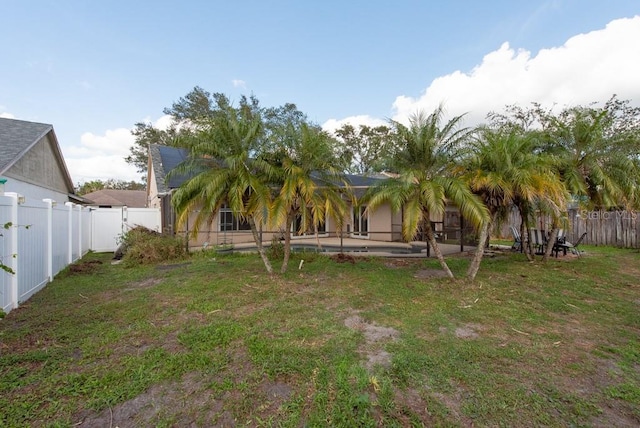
[148, 144, 465, 248]
[82, 189, 147, 208]
[0, 117, 82, 203]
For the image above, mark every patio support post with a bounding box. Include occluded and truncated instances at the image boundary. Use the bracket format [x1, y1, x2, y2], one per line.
[460, 215, 464, 252]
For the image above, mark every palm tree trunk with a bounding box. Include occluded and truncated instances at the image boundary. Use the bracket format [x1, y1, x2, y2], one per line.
[542, 225, 559, 261]
[248, 217, 273, 274]
[466, 215, 493, 280]
[281, 213, 293, 273]
[518, 207, 534, 261]
[424, 221, 454, 279]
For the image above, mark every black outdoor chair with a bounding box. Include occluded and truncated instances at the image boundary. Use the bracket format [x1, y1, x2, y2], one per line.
[569, 232, 587, 256]
[554, 232, 587, 257]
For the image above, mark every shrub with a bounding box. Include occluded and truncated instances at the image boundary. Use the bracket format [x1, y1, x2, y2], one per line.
[268, 235, 284, 260]
[119, 226, 186, 266]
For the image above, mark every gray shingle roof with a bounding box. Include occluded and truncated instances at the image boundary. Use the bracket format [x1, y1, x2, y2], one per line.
[149, 144, 191, 193]
[0, 117, 52, 173]
[150, 144, 388, 195]
[83, 189, 147, 207]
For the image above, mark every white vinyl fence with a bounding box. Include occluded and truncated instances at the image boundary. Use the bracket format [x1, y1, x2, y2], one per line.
[0, 193, 160, 314]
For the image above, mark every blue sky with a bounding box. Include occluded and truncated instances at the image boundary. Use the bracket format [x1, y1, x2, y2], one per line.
[1, 1, 639, 183]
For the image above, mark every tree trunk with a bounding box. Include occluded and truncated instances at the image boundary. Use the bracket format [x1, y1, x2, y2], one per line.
[424, 221, 454, 279]
[281, 213, 293, 273]
[519, 214, 534, 261]
[466, 216, 493, 281]
[542, 226, 559, 261]
[248, 217, 273, 274]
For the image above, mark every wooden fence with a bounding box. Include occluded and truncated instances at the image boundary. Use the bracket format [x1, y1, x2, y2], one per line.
[497, 208, 640, 248]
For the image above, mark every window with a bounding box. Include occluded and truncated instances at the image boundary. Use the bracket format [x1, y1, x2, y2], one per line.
[219, 205, 251, 231]
[352, 206, 368, 237]
[292, 214, 326, 237]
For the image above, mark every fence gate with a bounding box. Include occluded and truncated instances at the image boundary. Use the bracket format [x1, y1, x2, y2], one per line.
[90, 207, 161, 252]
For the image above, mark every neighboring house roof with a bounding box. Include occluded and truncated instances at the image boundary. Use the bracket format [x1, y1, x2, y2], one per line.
[0, 117, 76, 195]
[149, 144, 386, 194]
[83, 189, 147, 207]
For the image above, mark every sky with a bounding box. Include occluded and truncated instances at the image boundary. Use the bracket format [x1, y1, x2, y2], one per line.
[1, 0, 639, 185]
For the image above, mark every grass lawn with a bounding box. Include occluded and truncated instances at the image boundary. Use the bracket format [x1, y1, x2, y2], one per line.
[1, 246, 639, 427]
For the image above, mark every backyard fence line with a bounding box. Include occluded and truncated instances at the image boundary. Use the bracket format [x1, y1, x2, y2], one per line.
[1, 193, 161, 314]
[497, 208, 640, 248]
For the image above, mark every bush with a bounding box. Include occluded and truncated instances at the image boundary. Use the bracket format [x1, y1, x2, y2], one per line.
[119, 226, 187, 266]
[268, 236, 284, 260]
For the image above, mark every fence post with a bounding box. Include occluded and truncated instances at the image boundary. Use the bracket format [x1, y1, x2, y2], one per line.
[5, 193, 21, 310]
[43, 199, 55, 282]
[65, 202, 74, 264]
[77, 205, 83, 258]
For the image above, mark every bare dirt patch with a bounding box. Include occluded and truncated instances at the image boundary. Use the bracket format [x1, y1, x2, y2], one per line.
[344, 313, 399, 370]
[74, 372, 222, 427]
[454, 326, 480, 339]
[68, 260, 103, 275]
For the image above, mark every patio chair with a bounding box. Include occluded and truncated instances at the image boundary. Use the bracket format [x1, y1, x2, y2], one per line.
[554, 232, 587, 257]
[568, 232, 587, 256]
[510, 226, 521, 251]
[530, 229, 547, 255]
[552, 229, 568, 257]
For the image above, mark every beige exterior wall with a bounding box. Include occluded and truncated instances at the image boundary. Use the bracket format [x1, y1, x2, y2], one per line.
[147, 163, 161, 209]
[367, 203, 394, 241]
[5, 134, 69, 195]
[176, 209, 280, 248]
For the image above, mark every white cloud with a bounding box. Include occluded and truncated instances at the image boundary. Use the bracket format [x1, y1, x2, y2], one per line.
[0, 112, 16, 119]
[322, 115, 388, 135]
[232, 79, 247, 89]
[66, 155, 142, 184]
[332, 16, 640, 129]
[153, 114, 175, 130]
[139, 114, 175, 131]
[64, 114, 181, 184]
[64, 127, 140, 183]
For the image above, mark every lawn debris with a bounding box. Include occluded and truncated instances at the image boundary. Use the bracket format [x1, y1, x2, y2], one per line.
[331, 253, 356, 264]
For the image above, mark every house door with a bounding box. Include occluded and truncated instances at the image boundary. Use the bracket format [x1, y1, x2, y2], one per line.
[351, 206, 368, 238]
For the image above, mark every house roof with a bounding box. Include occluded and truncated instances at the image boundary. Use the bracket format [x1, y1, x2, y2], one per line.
[83, 189, 147, 207]
[0, 117, 75, 193]
[149, 144, 386, 194]
[149, 144, 189, 193]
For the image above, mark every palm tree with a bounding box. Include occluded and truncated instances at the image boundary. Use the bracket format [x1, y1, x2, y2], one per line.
[533, 104, 640, 258]
[543, 105, 639, 209]
[170, 106, 275, 273]
[270, 124, 347, 273]
[463, 129, 567, 277]
[365, 107, 488, 278]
